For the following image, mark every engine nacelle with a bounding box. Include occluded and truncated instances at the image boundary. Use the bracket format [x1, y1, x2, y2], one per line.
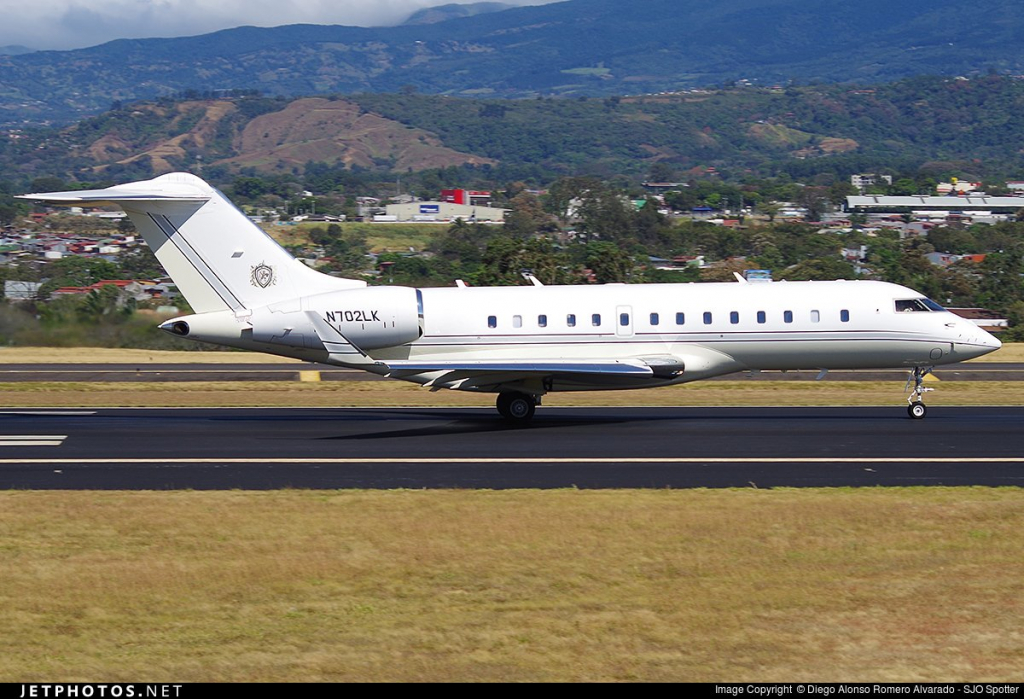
[249, 286, 421, 351]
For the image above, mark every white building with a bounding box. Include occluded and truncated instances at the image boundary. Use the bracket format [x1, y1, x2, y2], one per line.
[851, 173, 892, 191]
[384, 201, 508, 223]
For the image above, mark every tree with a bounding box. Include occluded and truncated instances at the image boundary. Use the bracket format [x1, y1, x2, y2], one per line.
[758, 202, 781, 222]
[117, 245, 164, 279]
[647, 162, 677, 183]
[504, 192, 548, 239]
[796, 186, 830, 221]
[585, 242, 634, 283]
[778, 257, 856, 281]
[40, 257, 120, 295]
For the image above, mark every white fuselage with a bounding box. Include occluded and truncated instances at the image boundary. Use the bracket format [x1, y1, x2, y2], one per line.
[23, 174, 1000, 403]
[190, 278, 999, 394]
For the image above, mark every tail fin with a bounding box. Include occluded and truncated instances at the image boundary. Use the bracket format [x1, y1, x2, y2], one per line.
[20, 172, 364, 313]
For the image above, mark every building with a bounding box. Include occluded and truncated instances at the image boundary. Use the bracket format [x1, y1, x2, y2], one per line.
[3, 280, 41, 301]
[850, 173, 892, 191]
[441, 189, 492, 207]
[384, 201, 508, 223]
[847, 195, 1024, 214]
[947, 308, 1008, 333]
[936, 180, 981, 195]
[925, 252, 987, 268]
[50, 279, 151, 303]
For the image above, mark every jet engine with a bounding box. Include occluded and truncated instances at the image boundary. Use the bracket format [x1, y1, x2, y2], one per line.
[248, 286, 421, 351]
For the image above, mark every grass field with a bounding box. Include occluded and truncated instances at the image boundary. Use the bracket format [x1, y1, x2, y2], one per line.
[1, 489, 1022, 682]
[2, 343, 1019, 364]
[1, 346, 1022, 681]
[265, 221, 444, 254]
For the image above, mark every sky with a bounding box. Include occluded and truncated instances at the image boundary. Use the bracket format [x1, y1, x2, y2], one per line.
[0, 0, 560, 51]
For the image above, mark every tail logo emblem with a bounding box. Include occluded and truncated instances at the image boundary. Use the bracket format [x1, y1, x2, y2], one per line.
[250, 262, 276, 288]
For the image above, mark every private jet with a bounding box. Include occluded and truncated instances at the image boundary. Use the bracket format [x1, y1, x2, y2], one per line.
[21, 173, 1002, 423]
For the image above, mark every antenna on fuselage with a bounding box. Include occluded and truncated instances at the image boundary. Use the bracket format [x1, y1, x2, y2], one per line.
[521, 271, 544, 287]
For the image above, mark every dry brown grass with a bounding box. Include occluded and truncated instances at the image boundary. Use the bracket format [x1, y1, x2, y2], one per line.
[965, 342, 1021, 362]
[1, 379, 1023, 408]
[2, 342, 1019, 364]
[0, 489, 1022, 682]
[0, 348, 303, 364]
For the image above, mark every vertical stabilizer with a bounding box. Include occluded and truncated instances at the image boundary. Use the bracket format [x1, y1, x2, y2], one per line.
[20, 172, 365, 313]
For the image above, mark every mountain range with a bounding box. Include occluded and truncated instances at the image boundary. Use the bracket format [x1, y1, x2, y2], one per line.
[1, 0, 1023, 125]
[7, 75, 1024, 184]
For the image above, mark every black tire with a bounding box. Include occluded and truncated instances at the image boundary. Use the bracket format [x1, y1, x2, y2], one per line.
[497, 392, 535, 424]
[907, 401, 927, 420]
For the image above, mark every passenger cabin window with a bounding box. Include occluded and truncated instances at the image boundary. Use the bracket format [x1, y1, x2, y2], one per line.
[784, 310, 793, 324]
[513, 315, 522, 328]
[840, 309, 850, 323]
[757, 311, 766, 324]
[538, 314, 547, 328]
[703, 312, 713, 325]
[592, 314, 601, 327]
[487, 315, 497, 329]
[810, 310, 820, 323]
[730, 311, 739, 325]
[650, 313, 659, 326]
[619, 313, 630, 326]
[567, 314, 576, 328]
[676, 312, 685, 325]
[896, 298, 943, 312]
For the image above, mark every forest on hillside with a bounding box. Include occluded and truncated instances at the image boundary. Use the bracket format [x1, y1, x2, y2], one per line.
[2, 76, 1024, 193]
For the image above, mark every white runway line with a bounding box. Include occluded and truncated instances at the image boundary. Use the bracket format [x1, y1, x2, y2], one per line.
[0, 411, 96, 416]
[0, 435, 67, 447]
[0, 456, 1022, 465]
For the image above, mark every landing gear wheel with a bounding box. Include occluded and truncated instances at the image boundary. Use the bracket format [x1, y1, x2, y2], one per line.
[905, 366, 934, 420]
[907, 401, 927, 420]
[496, 392, 536, 425]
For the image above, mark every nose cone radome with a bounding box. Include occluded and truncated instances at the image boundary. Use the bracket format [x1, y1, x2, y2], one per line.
[956, 328, 1001, 361]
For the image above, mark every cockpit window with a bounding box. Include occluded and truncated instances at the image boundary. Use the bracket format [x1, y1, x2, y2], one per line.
[895, 298, 944, 313]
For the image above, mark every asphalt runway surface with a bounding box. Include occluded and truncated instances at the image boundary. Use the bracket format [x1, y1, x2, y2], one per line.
[2, 362, 1024, 381]
[1, 406, 1023, 489]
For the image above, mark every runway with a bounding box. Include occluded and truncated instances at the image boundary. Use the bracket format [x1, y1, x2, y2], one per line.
[1, 362, 1023, 382]
[1, 406, 1023, 489]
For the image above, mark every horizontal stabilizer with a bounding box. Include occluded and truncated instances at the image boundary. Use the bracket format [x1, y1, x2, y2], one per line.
[18, 174, 213, 205]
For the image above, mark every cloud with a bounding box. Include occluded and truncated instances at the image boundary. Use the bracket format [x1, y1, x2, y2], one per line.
[0, 0, 557, 51]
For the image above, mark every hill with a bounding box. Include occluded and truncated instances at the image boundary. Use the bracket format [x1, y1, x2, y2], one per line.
[2, 96, 496, 179]
[3, 0, 1024, 124]
[6, 75, 1024, 183]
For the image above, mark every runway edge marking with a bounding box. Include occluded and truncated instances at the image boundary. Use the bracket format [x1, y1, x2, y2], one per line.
[1, 456, 1024, 465]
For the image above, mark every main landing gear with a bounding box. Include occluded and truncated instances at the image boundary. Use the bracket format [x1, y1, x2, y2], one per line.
[496, 391, 538, 425]
[906, 366, 934, 419]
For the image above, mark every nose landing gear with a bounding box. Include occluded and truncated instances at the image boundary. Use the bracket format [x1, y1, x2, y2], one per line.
[906, 366, 934, 419]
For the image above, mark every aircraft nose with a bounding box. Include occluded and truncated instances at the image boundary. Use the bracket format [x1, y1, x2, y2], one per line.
[955, 327, 1001, 359]
[983, 330, 1002, 352]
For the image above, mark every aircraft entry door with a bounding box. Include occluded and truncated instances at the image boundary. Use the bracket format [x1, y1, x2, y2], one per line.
[616, 305, 634, 338]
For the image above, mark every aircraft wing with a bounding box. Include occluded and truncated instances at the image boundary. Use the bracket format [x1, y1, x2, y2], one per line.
[381, 355, 686, 390]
